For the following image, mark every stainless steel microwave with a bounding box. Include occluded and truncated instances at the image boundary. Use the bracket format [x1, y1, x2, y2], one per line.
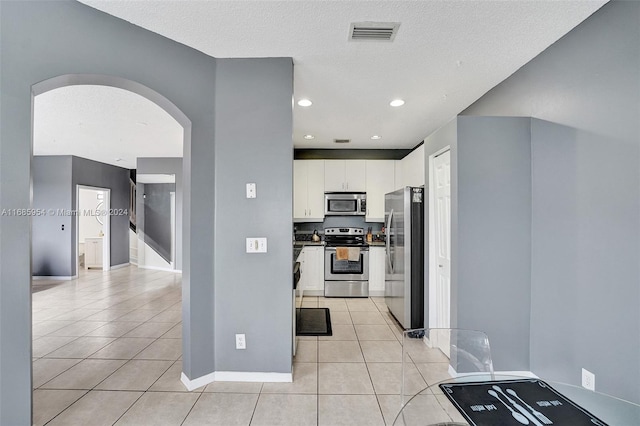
[324, 192, 366, 216]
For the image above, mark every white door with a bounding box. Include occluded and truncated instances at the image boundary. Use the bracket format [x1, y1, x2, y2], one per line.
[433, 150, 451, 329]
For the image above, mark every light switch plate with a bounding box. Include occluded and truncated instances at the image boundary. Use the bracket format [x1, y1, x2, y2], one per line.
[246, 237, 267, 253]
[246, 183, 256, 198]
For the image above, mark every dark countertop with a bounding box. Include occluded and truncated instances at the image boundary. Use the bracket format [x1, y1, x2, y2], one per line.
[368, 241, 386, 247]
[293, 241, 325, 247]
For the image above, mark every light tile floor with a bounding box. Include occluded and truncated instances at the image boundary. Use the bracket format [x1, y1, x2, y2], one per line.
[32, 266, 465, 425]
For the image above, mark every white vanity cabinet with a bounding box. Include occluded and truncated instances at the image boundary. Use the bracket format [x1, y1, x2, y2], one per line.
[84, 237, 103, 269]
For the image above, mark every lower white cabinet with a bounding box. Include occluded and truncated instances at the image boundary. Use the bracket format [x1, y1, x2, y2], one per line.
[298, 246, 324, 293]
[368, 246, 385, 296]
[85, 237, 103, 269]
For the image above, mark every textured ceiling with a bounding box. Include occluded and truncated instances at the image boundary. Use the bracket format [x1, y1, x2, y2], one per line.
[36, 1, 606, 165]
[34, 85, 183, 169]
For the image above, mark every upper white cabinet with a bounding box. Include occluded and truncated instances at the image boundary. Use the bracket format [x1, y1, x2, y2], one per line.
[365, 160, 396, 222]
[395, 145, 425, 190]
[324, 160, 366, 192]
[294, 160, 325, 222]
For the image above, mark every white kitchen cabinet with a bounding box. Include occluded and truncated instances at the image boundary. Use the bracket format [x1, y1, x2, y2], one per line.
[85, 237, 103, 269]
[294, 160, 325, 222]
[365, 160, 396, 222]
[324, 160, 366, 192]
[395, 145, 425, 190]
[298, 246, 324, 294]
[368, 246, 386, 296]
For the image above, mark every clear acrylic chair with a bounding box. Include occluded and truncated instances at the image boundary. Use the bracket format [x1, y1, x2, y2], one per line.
[401, 328, 495, 406]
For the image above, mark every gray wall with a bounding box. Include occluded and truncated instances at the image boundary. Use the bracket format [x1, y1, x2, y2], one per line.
[32, 156, 130, 277]
[0, 1, 293, 422]
[462, 1, 639, 402]
[456, 116, 532, 371]
[143, 183, 175, 262]
[137, 157, 183, 269]
[72, 156, 131, 271]
[32, 156, 73, 276]
[213, 59, 293, 373]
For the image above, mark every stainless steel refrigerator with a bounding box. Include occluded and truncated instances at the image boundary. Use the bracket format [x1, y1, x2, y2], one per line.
[384, 187, 424, 329]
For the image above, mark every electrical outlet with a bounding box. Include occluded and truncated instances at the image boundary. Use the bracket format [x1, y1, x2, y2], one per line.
[582, 368, 595, 391]
[246, 183, 256, 198]
[235, 333, 246, 350]
[246, 238, 267, 253]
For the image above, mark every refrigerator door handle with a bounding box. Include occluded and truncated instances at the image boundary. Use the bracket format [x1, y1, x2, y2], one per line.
[386, 209, 394, 273]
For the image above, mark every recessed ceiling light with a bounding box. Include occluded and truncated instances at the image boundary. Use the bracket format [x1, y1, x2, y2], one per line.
[390, 99, 405, 107]
[303, 134, 315, 140]
[371, 135, 381, 140]
[297, 99, 312, 107]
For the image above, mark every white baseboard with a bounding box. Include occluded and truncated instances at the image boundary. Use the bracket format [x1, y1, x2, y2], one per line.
[301, 290, 324, 296]
[110, 263, 130, 270]
[448, 364, 538, 379]
[138, 264, 180, 273]
[300, 290, 384, 297]
[494, 370, 538, 378]
[32, 275, 77, 281]
[181, 371, 292, 391]
[181, 372, 216, 391]
[215, 371, 292, 383]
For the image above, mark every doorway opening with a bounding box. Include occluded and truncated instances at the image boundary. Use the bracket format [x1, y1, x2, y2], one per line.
[76, 185, 111, 273]
[136, 173, 177, 271]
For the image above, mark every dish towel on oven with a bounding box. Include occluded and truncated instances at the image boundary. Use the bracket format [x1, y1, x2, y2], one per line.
[336, 247, 349, 260]
[347, 247, 360, 261]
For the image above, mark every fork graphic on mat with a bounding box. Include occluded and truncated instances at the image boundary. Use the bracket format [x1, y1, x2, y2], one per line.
[505, 387, 553, 425]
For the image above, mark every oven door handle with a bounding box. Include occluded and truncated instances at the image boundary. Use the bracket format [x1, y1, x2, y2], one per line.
[325, 247, 369, 251]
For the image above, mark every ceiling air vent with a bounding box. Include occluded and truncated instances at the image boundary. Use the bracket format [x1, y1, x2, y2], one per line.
[349, 22, 400, 42]
[334, 139, 351, 144]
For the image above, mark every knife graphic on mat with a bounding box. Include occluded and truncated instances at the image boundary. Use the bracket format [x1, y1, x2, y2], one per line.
[507, 388, 553, 425]
[493, 385, 544, 426]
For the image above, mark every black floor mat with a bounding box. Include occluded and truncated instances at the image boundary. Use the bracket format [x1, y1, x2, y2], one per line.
[440, 378, 607, 426]
[296, 308, 332, 336]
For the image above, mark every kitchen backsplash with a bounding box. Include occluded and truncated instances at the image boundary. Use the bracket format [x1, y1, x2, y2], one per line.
[294, 216, 384, 235]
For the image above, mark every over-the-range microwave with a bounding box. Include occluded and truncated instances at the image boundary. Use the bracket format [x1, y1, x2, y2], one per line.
[324, 192, 366, 216]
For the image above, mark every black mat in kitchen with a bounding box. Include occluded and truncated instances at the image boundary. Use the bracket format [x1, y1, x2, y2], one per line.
[439, 378, 607, 426]
[296, 308, 332, 336]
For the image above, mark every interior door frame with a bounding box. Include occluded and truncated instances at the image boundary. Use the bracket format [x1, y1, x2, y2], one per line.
[428, 146, 450, 328]
[75, 184, 111, 275]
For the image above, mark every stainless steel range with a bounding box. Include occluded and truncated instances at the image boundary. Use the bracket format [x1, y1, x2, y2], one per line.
[324, 227, 369, 297]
